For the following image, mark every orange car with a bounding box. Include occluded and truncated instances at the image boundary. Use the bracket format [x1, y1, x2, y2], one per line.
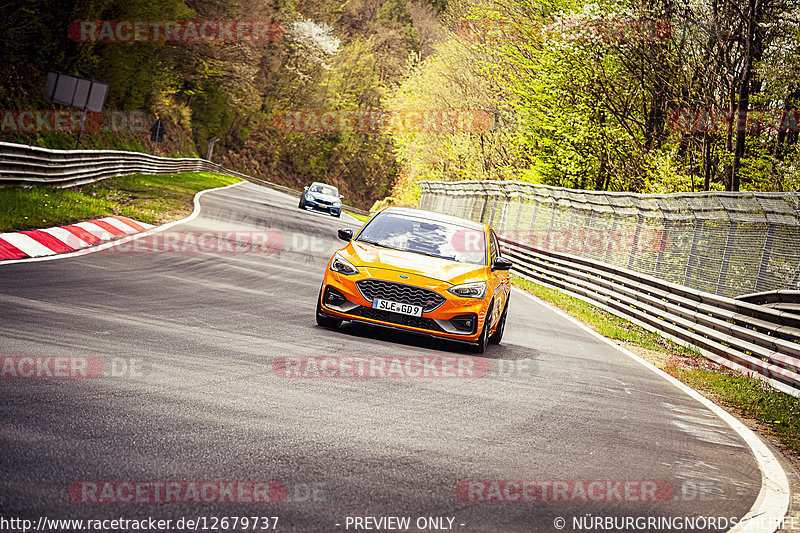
[315, 207, 512, 353]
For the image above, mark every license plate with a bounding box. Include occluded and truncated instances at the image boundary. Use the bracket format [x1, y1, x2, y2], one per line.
[372, 298, 423, 317]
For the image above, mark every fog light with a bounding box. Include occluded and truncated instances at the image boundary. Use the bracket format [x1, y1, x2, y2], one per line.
[324, 286, 347, 305]
[450, 314, 477, 333]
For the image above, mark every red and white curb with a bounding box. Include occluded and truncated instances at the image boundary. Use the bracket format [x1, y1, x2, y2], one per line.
[0, 216, 155, 260]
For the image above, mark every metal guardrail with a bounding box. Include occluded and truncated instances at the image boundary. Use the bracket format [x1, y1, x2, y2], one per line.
[737, 290, 800, 316]
[418, 179, 800, 299]
[0, 142, 370, 216]
[418, 178, 800, 394]
[501, 237, 800, 396]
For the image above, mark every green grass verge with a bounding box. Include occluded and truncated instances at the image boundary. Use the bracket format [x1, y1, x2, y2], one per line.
[345, 211, 371, 223]
[668, 367, 800, 451]
[512, 275, 800, 456]
[512, 276, 694, 354]
[0, 172, 241, 232]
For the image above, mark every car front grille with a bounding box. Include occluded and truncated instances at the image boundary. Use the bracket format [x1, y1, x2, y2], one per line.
[350, 306, 443, 332]
[356, 279, 446, 312]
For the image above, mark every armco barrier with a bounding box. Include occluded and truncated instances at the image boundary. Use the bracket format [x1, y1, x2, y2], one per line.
[502, 238, 800, 395]
[0, 142, 369, 215]
[418, 180, 800, 395]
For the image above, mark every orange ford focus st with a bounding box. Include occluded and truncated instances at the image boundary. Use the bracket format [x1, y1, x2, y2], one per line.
[315, 207, 512, 353]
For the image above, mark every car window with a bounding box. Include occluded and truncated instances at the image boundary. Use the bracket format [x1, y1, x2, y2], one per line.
[310, 184, 338, 196]
[356, 213, 486, 265]
[489, 230, 500, 263]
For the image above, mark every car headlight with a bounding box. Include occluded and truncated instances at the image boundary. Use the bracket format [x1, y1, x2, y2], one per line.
[305, 193, 314, 200]
[333, 201, 341, 207]
[448, 281, 487, 299]
[330, 253, 359, 275]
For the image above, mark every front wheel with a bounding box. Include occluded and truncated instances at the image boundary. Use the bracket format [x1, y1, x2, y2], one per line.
[298, 197, 306, 209]
[488, 300, 508, 345]
[470, 303, 492, 354]
[316, 287, 342, 328]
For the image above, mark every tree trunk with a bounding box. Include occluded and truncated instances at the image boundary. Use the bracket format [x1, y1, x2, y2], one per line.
[730, 0, 759, 192]
[595, 109, 606, 190]
[703, 133, 712, 191]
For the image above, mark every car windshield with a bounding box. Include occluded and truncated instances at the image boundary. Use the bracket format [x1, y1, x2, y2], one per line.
[309, 184, 338, 196]
[357, 213, 486, 265]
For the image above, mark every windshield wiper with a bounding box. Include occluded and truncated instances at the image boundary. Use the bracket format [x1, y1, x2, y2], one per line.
[414, 251, 456, 261]
[359, 240, 456, 261]
[357, 239, 401, 251]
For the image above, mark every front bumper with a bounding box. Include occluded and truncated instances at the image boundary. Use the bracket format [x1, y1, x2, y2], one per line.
[319, 270, 490, 343]
[303, 198, 341, 215]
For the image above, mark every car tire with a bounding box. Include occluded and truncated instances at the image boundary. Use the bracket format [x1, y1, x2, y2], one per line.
[470, 303, 492, 354]
[298, 198, 306, 209]
[316, 288, 342, 329]
[488, 299, 508, 345]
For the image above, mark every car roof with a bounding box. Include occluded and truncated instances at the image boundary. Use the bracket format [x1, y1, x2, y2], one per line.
[381, 206, 486, 231]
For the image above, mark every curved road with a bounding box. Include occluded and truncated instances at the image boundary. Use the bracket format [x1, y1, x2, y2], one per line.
[0, 182, 779, 532]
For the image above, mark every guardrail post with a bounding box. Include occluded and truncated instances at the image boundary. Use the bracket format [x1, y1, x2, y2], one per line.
[652, 218, 671, 279]
[513, 182, 526, 232]
[626, 213, 644, 270]
[529, 194, 541, 232]
[544, 200, 557, 250]
[499, 182, 513, 230]
[715, 221, 737, 296]
[479, 182, 491, 223]
[791, 262, 800, 290]
[683, 218, 704, 287]
[755, 223, 777, 292]
[581, 209, 594, 255]
[603, 213, 619, 264]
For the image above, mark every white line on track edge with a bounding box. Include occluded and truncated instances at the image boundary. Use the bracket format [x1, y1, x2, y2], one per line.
[512, 287, 790, 533]
[0, 181, 245, 265]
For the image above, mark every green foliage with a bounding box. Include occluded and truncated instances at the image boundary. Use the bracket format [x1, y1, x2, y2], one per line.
[1, 0, 439, 209]
[669, 367, 800, 451]
[378, 0, 413, 24]
[383, 0, 800, 206]
[4, 0, 798, 212]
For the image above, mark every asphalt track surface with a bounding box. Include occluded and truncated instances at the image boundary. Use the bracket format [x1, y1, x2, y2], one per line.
[0, 181, 778, 532]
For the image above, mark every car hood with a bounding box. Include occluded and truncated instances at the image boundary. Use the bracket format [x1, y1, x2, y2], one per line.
[343, 241, 485, 285]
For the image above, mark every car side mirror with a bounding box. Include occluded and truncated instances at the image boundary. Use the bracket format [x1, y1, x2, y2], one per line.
[304, 186, 309, 191]
[492, 257, 512, 271]
[338, 228, 353, 242]
[339, 194, 345, 199]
